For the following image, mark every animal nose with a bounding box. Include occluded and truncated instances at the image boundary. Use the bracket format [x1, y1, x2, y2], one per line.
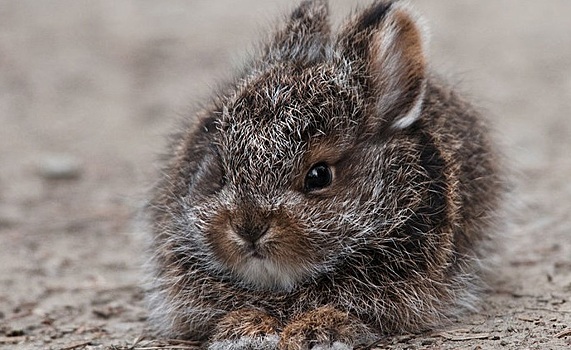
[235, 223, 269, 243]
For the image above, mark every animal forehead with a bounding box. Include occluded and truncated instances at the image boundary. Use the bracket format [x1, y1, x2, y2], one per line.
[225, 64, 355, 135]
[216, 64, 360, 173]
[219, 110, 306, 171]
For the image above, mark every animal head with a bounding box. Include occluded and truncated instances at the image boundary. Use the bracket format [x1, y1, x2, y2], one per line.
[166, 0, 431, 291]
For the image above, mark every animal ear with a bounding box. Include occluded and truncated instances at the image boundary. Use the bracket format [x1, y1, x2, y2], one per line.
[337, 1, 428, 130]
[264, 0, 330, 63]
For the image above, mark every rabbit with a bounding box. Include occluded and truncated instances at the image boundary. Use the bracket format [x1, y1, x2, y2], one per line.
[145, 0, 505, 349]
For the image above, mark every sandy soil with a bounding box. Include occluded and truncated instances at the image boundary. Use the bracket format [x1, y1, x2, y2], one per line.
[1, 1, 570, 349]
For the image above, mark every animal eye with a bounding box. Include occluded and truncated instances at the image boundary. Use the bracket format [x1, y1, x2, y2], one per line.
[304, 163, 332, 192]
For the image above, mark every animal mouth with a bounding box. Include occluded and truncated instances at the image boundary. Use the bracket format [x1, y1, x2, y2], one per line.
[250, 250, 266, 259]
[236, 252, 301, 291]
[244, 243, 267, 260]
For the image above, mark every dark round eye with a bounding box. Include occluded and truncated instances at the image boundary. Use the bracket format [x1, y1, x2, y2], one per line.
[304, 163, 332, 192]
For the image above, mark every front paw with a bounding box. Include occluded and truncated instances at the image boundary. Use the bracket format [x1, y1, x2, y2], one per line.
[209, 309, 282, 350]
[279, 306, 374, 350]
[208, 334, 280, 350]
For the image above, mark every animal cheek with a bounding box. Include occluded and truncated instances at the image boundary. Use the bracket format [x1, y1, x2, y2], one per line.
[266, 214, 321, 268]
[202, 210, 244, 269]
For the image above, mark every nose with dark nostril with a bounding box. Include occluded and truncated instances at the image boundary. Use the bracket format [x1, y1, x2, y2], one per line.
[235, 223, 269, 243]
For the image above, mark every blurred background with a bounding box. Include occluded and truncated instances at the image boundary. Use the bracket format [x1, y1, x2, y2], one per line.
[1, 1, 570, 349]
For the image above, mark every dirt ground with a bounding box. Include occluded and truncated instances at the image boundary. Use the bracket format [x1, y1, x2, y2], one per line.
[1, 1, 570, 349]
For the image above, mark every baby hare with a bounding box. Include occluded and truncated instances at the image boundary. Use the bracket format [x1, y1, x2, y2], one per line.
[146, 1, 504, 349]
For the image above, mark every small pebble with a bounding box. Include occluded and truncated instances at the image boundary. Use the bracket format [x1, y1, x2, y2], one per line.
[6, 328, 26, 337]
[37, 154, 82, 180]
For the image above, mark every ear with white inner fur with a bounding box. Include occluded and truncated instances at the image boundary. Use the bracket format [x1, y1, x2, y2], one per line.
[337, 1, 428, 130]
[264, 0, 330, 64]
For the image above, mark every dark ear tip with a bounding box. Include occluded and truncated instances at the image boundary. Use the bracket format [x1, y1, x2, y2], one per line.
[358, 1, 394, 31]
[291, 2, 308, 20]
[291, 0, 329, 20]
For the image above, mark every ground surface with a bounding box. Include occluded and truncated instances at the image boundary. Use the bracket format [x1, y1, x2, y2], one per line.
[1, 1, 570, 349]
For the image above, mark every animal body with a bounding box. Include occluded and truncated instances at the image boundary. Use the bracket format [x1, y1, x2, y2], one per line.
[146, 1, 504, 349]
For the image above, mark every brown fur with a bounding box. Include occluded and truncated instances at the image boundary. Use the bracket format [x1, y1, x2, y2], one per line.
[212, 309, 281, 341]
[145, 1, 505, 349]
[279, 306, 374, 350]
